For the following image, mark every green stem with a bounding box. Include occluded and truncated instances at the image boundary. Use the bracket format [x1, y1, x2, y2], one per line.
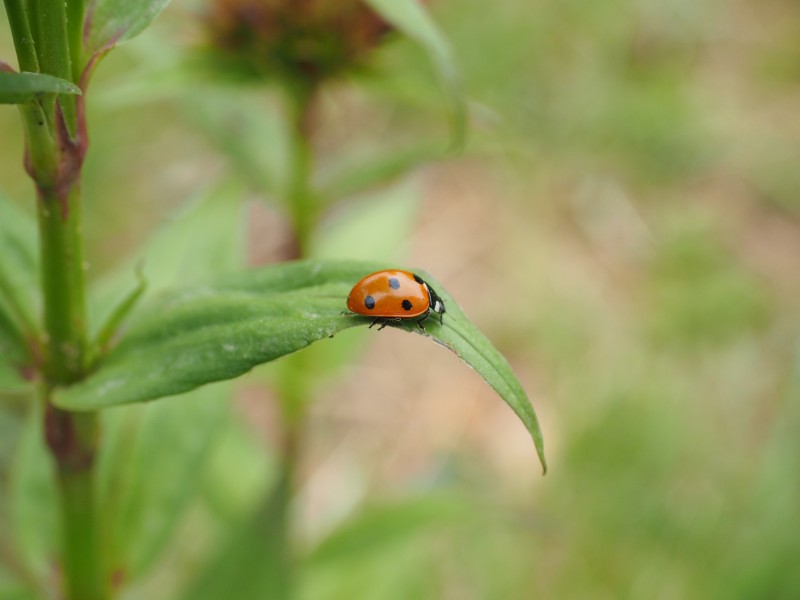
[28, 0, 72, 80]
[19, 102, 57, 184]
[59, 469, 105, 599]
[37, 183, 88, 382]
[44, 403, 106, 600]
[28, 0, 78, 132]
[11, 1, 101, 598]
[66, 0, 86, 82]
[32, 133, 102, 600]
[3, 0, 40, 72]
[16, 4, 101, 589]
[285, 86, 318, 257]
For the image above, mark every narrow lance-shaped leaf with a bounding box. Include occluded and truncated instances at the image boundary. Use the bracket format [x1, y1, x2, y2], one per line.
[365, 0, 467, 146]
[0, 71, 81, 104]
[55, 260, 546, 472]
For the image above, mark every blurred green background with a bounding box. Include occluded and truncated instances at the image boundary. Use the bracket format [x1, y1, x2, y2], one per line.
[2, 0, 800, 598]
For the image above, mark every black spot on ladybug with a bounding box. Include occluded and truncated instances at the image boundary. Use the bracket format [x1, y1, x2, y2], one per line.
[413, 274, 424, 284]
[388, 277, 400, 290]
[365, 295, 376, 310]
[402, 299, 413, 311]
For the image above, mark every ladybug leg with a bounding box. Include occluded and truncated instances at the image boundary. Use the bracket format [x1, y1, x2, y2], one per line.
[416, 314, 428, 332]
[369, 318, 381, 329]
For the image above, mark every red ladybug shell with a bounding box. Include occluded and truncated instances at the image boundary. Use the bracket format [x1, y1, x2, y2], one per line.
[347, 270, 431, 318]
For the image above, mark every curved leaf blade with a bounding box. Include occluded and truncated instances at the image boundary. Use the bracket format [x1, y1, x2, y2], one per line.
[366, 0, 466, 146]
[55, 260, 545, 472]
[84, 0, 172, 58]
[0, 72, 81, 104]
[416, 270, 548, 474]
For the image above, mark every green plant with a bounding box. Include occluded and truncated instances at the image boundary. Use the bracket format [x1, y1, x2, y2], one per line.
[0, 1, 544, 599]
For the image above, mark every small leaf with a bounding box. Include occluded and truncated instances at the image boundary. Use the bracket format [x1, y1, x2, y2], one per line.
[83, 0, 172, 58]
[56, 260, 546, 472]
[366, 0, 466, 146]
[0, 72, 82, 104]
[88, 265, 147, 364]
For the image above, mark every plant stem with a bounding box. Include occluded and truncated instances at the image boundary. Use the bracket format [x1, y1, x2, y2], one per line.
[10, 0, 102, 597]
[28, 0, 78, 132]
[28, 0, 72, 80]
[31, 144, 102, 599]
[16, 21, 102, 595]
[285, 85, 317, 257]
[44, 403, 106, 600]
[3, 0, 40, 72]
[36, 176, 104, 600]
[37, 183, 88, 382]
[66, 0, 86, 82]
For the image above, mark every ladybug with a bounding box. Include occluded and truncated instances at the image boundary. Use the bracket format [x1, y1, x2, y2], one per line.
[346, 269, 446, 331]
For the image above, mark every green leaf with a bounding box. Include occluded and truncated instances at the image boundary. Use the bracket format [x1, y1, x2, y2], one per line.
[55, 260, 546, 472]
[0, 72, 81, 104]
[83, 0, 172, 58]
[366, 0, 466, 146]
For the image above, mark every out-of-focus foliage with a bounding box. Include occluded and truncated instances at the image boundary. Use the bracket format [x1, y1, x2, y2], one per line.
[2, 0, 799, 598]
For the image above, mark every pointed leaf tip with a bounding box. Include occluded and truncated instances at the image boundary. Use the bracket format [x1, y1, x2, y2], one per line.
[0, 72, 81, 104]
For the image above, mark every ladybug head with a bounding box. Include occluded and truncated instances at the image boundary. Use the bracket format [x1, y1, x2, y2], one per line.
[429, 288, 446, 325]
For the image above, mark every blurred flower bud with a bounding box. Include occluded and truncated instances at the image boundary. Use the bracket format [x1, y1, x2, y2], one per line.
[205, 0, 393, 87]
